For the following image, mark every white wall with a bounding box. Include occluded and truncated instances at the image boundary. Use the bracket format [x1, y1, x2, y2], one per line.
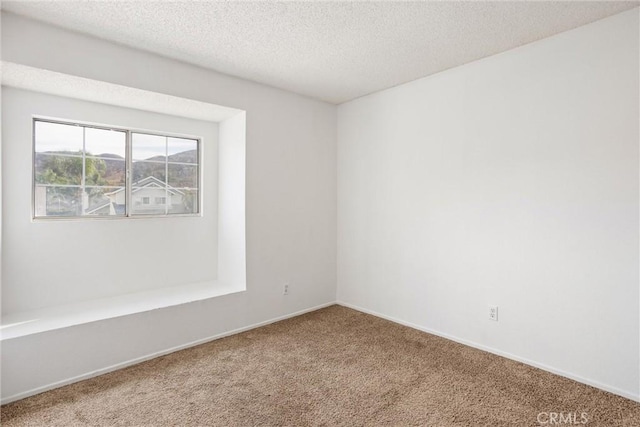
[1, 12, 336, 401]
[338, 8, 639, 401]
[2, 87, 219, 313]
[218, 112, 247, 289]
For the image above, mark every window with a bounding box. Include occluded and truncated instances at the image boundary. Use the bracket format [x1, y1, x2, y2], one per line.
[34, 119, 200, 218]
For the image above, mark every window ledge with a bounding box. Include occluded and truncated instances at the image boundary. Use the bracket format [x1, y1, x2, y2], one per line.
[0, 281, 244, 341]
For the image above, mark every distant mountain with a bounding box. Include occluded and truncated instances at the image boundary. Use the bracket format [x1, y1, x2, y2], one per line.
[144, 149, 197, 164]
[133, 150, 198, 188]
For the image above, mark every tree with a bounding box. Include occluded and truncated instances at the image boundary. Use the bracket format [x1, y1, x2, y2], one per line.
[35, 152, 107, 186]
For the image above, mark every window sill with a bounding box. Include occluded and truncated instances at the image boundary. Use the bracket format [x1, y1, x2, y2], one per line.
[0, 281, 244, 341]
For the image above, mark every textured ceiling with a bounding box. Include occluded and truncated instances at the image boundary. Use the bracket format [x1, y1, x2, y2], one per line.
[2, 1, 638, 104]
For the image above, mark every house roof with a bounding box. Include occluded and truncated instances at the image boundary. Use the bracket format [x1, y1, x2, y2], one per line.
[87, 177, 186, 214]
[86, 202, 125, 215]
[105, 176, 185, 197]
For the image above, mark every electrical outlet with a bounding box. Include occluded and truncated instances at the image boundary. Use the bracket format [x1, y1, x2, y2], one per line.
[489, 306, 498, 321]
[283, 283, 290, 295]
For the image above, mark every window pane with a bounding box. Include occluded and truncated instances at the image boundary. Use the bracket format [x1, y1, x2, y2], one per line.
[168, 137, 198, 163]
[132, 161, 166, 184]
[168, 189, 198, 214]
[35, 154, 83, 185]
[35, 121, 83, 154]
[85, 187, 126, 216]
[85, 127, 126, 158]
[132, 133, 166, 161]
[168, 164, 198, 189]
[35, 186, 82, 217]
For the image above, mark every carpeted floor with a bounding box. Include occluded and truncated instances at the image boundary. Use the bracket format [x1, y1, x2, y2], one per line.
[2, 305, 639, 426]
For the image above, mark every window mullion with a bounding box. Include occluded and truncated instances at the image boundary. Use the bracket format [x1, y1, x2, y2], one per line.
[126, 131, 132, 217]
[165, 136, 169, 215]
[81, 126, 86, 216]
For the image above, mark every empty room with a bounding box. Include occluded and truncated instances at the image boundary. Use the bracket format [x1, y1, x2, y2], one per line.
[1, 1, 639, 426]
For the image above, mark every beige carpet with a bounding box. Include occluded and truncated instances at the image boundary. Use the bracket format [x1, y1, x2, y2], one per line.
[2, 305, 639, 426]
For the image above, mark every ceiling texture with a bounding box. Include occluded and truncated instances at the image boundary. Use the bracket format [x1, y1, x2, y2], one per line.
[2, 1, 638, 104]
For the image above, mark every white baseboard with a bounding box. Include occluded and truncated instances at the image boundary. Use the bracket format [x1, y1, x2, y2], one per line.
[337, 300, 640, 403]
[1, 301, 336, 405]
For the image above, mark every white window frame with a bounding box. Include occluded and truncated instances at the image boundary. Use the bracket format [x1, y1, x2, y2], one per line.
[32, 117, 202, 220]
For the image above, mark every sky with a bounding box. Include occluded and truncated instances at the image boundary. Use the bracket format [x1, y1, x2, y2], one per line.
[35, 121, 197, 161]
